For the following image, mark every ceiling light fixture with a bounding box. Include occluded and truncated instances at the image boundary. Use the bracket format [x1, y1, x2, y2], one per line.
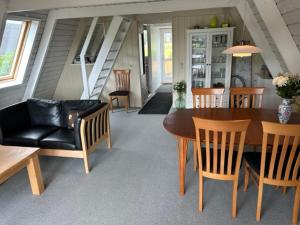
[223, 2, 262, 57]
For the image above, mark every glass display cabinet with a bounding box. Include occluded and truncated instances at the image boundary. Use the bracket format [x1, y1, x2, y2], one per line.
[186, 27, 234, 108]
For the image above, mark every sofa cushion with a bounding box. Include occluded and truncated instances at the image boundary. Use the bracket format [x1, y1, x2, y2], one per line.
[27, 99, 63, 127]
[61, 100, 101, 128]
[3, 126, 59, 147]
[0, 102, 31, 137]
[39, 128, 78, 150]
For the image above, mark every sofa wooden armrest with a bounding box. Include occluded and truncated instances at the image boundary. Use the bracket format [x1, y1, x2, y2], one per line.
[39, 103, 111, 174]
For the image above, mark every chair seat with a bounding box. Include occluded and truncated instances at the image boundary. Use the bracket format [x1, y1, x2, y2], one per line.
[243, 151, 300, 179]
[109, 91, 129, 96]
[200, 148, 238, 174]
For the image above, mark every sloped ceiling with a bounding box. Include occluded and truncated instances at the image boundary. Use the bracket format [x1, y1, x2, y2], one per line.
[7, 0, 171, 12]
[275, 0, 300, 51]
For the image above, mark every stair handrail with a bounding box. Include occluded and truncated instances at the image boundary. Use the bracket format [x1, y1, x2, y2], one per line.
[86, 16, 124, 97]
[80, 17, 98, 99]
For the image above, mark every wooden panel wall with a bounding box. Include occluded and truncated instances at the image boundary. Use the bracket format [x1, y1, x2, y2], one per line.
[275, 0, 300, 51]
[0, 10, 48, 108]
[34, 18, 79, 99]
[172, 8, 225, 83]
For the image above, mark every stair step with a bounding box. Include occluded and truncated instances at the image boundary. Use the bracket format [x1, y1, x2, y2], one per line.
[92, 86, 102, 95]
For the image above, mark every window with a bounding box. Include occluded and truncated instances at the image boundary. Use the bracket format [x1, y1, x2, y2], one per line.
[0, 19, 31, 82]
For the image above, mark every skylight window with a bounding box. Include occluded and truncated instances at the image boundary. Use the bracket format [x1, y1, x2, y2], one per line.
[0, 19, 31, 81]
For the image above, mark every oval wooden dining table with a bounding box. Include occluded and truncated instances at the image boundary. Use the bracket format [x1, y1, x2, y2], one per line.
[163, 108, 300, 196]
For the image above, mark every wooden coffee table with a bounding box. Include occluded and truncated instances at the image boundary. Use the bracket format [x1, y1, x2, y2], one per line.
[0, 146, 44, 195]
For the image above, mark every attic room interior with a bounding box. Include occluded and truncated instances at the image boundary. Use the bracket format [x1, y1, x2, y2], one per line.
[0, 0, 300, 224]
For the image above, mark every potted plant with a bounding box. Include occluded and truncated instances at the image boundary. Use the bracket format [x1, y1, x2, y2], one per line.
[272, 73, 300, 123]
[173, 80, 186, 109]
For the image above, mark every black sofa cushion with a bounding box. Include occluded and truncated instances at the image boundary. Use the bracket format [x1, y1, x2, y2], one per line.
[27, 99, 63, 127]
[39, 128, 78, 150]
[0, 102, 31, 138]
[3, 126, 59, 147]
[61, 100, 101, 128]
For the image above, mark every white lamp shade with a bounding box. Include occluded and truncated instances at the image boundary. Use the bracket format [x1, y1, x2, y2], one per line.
[223, 45, 262, 57]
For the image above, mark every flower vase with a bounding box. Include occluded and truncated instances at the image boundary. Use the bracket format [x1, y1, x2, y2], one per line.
[175, 92, 186, 109]
[278, 98, 293, 124]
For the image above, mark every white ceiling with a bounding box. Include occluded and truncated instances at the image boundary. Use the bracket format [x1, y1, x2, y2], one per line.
[7, 0, 169, 12]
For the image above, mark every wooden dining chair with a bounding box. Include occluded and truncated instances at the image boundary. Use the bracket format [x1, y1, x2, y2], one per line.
[191, 88, 225, 172]
[230, 87, 264, 108]
[243, 122, 300, 224]
[192, 88, 225, 108]
[192, 117, 250, 218]
[109, 69, 130, 112]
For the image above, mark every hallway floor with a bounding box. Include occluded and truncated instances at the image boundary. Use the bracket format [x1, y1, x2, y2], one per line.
[0, 111, 298, 225]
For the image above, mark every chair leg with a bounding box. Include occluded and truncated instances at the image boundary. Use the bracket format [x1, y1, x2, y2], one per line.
[83, 151, 90, 174]
[292, 186, 300, 225]
[110, 97, 113, 112]
[199, 173, 204, 212]
[116, 97, 120, 108]
[282, 187, 287, 194]
[244, 163, 249, 192]
[193, 141, 198, 172]
[126, 96, 129, 112]
[232, 179, 238, 218]
[256, 180, 264, 221]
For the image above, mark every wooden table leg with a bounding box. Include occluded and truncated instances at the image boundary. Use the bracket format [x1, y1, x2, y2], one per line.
[178, 137, 188, 196]
[27, 154, 44, 195]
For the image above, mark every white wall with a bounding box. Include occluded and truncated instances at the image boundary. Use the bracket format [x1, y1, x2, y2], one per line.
[0, 10, 49, 108]
[54, 19, 143, 107]
[34, 18, 79, 98]
[54, 18, 111, 100]
[51, 7, 285, 109]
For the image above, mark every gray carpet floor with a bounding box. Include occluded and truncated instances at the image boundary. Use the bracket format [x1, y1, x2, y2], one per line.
[0, 111, 298, 225]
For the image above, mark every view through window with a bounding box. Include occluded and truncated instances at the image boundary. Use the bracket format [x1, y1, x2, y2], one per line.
[0, 20, 30, 81]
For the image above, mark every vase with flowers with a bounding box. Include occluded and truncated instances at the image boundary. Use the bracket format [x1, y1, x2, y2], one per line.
[173, 80, 186, 109]
[272, 73, 300, 123]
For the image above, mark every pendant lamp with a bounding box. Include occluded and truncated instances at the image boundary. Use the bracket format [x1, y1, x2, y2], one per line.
[223, 2, 262, 57]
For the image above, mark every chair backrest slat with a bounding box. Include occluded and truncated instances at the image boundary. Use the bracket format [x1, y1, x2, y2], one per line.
[276, 136, 290, 180]
[268, 134, 280, 179]
[213, 131, 218, 173]
[230, 87, 264, 108]
[193, 118, 250, 177]
[192, 88, 225, 108]
[227, 132, 236, 174]
[220, 131, 227, 175]
[205, 129, 211, 172]
[261, 122, 300, 185]
[284, 137, 299, 181]
[113, 69, 130, 91]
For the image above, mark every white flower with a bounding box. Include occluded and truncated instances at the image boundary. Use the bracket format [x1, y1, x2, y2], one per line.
[273, 75, 289, 87]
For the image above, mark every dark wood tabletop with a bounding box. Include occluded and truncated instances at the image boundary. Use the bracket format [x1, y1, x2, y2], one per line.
[163, 108, 300, 146]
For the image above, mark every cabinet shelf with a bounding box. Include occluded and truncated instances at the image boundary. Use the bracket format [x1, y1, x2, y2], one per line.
[187, 27, 234, 108]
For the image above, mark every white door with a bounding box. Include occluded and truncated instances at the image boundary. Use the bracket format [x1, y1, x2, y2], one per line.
[160, 28, 173, 83]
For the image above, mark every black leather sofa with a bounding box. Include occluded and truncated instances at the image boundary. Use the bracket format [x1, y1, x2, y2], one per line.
[0, 99, 111, 173]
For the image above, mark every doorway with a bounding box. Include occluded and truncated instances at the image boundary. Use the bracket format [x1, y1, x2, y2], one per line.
[138, 23, 173, 114]
[139, 23, 173, 95]
[160, 28, 173, 84]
